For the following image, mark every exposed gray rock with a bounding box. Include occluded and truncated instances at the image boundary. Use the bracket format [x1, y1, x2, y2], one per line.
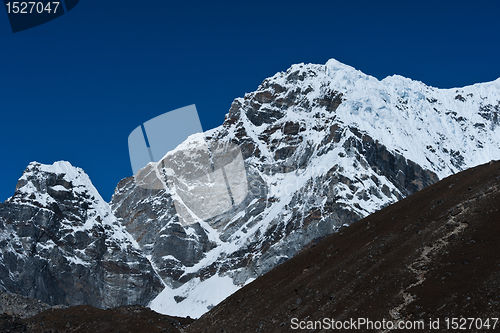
[0, 290, 54, 319]
[0, 162, 163, 309]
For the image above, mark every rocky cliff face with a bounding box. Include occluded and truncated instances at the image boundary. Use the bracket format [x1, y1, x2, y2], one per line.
[111, 59, 500, 317]
[0, 162, 163, 308]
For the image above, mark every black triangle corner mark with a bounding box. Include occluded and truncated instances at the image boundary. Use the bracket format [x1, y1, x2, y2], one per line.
[63, 0, 79, 12]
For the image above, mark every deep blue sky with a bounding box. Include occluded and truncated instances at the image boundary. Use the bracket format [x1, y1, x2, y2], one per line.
[1, 0, 499, 202]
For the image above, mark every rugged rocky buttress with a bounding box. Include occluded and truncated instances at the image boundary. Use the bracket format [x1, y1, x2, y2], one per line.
[0, 162, 163, 308]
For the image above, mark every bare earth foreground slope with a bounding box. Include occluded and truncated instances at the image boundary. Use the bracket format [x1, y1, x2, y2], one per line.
[187, 160, 500, 332]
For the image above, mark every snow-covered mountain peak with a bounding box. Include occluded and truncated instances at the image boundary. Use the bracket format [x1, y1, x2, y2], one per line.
[8, 161, 141, 251]
[13, 161, 99, 205]
[0, 161, 166, 308]
[163, 132, 208, 162]
[325, 57, 358, 71]
[231, 58, 500, 179]
[0, 160, 164, 308]
[258, 58, 377, 97]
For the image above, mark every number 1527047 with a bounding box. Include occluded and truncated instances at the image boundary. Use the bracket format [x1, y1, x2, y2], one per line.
[5, 2, 61, 14]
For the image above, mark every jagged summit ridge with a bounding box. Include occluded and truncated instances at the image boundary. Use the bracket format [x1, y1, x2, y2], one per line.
[10, 161, 141, 250]
[231, 58, 500, 177]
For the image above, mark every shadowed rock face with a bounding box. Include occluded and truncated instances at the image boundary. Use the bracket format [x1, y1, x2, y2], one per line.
[0, 162, 163, 309]
[113, 115, 437, 295]
[186, 160, 500, 333]
[110, 177, 217, 286]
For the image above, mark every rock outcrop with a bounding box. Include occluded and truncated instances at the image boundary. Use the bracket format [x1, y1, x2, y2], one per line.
[0, 162, 163, 309]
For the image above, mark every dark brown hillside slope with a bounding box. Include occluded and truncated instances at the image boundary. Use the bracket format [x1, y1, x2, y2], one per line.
[187, 160, 500, 332]
[22, 305, 194, 333]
